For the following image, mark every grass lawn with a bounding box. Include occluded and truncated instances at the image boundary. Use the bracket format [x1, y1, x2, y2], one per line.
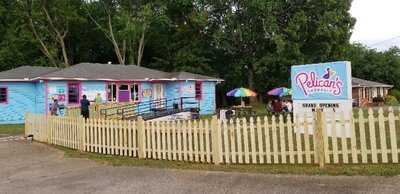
[0, 124, 24, 136]
[57, 146, 400, 176]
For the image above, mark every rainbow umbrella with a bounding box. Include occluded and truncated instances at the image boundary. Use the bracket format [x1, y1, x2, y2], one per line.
[226, 87, 257, 107]
[267, 87, 292, 97]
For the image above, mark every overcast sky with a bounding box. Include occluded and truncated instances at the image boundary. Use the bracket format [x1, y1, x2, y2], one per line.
[350, 0, 400, 50]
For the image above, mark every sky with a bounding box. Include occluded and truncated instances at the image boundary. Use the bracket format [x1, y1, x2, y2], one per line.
[350, 0, 400, 50]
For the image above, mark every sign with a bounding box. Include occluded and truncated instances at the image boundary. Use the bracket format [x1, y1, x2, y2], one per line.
[291, 61, 352, 137]
[292, 61, 352, 100]
[142, 89, 152, 98]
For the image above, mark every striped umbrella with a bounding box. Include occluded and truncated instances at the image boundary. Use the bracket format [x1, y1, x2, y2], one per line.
[267, 87, 292, 97]
[226, 87, 257, 107]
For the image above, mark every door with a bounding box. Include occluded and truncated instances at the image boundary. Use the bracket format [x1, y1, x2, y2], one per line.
[152, 83, 165, 108]
[118, 84, 130, 102]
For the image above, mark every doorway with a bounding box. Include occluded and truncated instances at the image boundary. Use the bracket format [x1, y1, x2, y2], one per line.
[152, 83, 165, 108]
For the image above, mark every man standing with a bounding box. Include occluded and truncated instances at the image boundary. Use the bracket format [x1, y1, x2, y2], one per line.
[94, 93, 102, 111]
[80, 95, 90, 119]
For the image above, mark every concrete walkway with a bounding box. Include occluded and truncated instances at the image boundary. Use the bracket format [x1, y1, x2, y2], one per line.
[1, 140, 400, 194]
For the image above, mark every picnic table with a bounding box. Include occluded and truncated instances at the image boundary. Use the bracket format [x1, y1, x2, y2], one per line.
[231, 106, 256, 118]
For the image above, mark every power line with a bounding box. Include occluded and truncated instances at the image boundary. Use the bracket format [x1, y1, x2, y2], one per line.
[369, 35, 400, 46]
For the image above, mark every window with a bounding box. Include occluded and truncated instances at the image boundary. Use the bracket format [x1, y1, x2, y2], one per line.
[119, 84, 128, 91]
[195, 81, 202, 100]
[107, 83, 117, 102]
[131, 83, 139, 102]
[68, 83, 80, 104]
[0, 87, 7, 103]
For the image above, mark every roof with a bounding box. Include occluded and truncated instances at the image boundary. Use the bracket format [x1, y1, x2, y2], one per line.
[0, 66, 59, 81]
[352, 77, 393, 88]
[169, 71, 222, 81]
[36, 63, 223, 81]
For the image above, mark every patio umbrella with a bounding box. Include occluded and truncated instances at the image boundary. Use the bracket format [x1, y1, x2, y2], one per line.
[226, 87, 257, 107]
[267, 87, 292, 97]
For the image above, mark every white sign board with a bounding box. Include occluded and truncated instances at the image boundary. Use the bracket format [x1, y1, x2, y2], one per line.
[291, 61, 353, 137]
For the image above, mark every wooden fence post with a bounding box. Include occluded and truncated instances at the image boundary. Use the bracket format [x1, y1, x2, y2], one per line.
[137, 117, 146, 159]
[315, 109, 325, 168]
[211, 115, 222, 164]
[24, 113, 29, 137]
[79, 117, 86, 151]
[46, 115, 50, 143]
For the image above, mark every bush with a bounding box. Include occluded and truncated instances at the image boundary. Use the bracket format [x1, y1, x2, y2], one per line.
[373, 96, 384, 103]
[389, 89, 400, 101]
[385, 95, 399, 106]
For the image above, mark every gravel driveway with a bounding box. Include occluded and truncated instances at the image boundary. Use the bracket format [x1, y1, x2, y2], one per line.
[1, 139, 400, 194]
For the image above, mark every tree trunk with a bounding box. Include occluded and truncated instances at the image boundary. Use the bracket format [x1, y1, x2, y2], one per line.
[108, 13, 125, 65]
[137, 29, 146, 66]
[130, 40, 136, 65]
[25, 0, 58, 67]
[27, 17, 58, 67]
[59, 38, 69, 67]
[42, 5, 69, 66]
[247, 64, 257, 104]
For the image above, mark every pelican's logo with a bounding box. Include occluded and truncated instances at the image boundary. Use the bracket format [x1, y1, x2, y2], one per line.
[322, 67, 336, 79]
[295, 66, 343, 97]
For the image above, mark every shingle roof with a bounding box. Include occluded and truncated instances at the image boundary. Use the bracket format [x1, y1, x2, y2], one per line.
[37, 63, 222, 81]
[169, 71, 222, 81]
[352, 77, 393, 88]
[0, 66, 59, 81]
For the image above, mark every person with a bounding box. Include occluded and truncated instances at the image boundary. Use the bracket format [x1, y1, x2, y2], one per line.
[287, 100, 293, 112]
[50, 98, 59, 116]
[282, 100, 289, 112]
[283, 100, 293, 113]
[266, 101, 274, 112]
[94, 93, 102, 111]
[272, 99, 282, 112]
[80, 95, 90, 119]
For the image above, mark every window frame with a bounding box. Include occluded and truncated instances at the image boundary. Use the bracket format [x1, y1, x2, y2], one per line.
[67, 82, 81, 105]
[0, 87, 8, 104]
[130, 83, 140, 102]
[107, 83, 117, 102]
[195, 81, 202, 100]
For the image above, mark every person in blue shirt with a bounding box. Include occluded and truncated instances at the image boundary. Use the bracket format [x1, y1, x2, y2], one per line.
[80, 95, 90, 119]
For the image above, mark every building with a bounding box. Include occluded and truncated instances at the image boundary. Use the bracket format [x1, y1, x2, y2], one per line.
[352, 77, 393, 106]
[0, 63, 222, 124]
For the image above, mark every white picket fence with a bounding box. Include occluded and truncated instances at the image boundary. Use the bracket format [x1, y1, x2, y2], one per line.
[25, 107, 400, 165]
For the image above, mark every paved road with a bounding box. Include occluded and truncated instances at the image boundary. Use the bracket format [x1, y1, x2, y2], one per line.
[1, 140, 400, 194]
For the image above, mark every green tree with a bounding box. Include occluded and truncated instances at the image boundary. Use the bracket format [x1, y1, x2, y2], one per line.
[85, 0, 168, 65]
[0, 0, 48, 70]
[343, 44, 400, 89]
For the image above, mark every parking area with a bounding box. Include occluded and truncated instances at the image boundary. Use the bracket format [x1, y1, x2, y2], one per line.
[1, 140, 400, 194]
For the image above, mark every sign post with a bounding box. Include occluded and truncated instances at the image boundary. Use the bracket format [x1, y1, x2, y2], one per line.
[291, 61, 353, 137]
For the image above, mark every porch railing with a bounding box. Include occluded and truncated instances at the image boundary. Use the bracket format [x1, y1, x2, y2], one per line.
[100, 97, 200, 120]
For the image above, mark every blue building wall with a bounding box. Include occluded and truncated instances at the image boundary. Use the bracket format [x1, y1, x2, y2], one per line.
[0, 82, 37, 124]
[178, 81, 216, 115]
[0, 80, 217, 124]
[46, 81, 107, 115]
[46, 81, 68, 115]
[81, 81, 107, 102]
[141, 82, 153, 102]
[135, 82, 153, 113]
[200, 81, 216, 115]
[35, 81, 46, 114]
[165, 82, 181, 108]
